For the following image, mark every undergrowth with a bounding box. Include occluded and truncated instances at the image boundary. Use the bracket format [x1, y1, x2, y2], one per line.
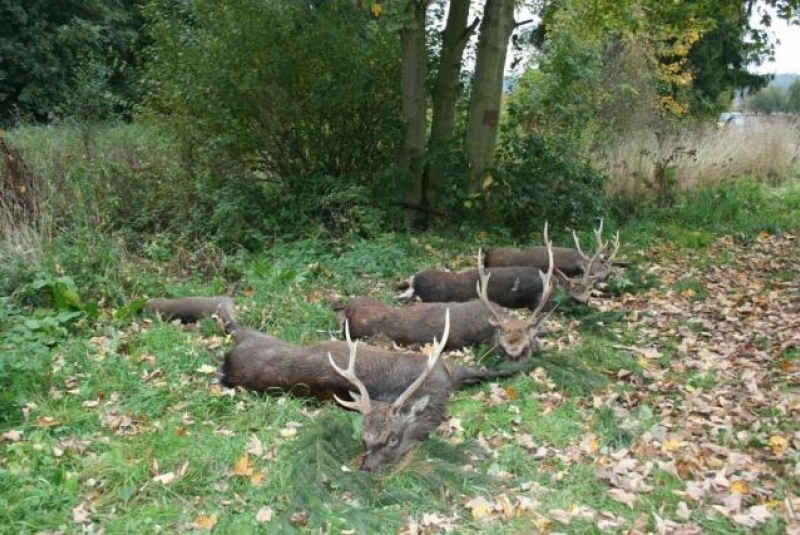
[2, 122, 799, 533]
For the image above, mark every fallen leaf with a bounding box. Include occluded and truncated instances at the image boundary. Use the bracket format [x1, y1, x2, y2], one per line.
[256, 506, 274, 523]
[608, 488, 637, 508]
[465, 496, 494, 519]
[2, 430, 23, 442]
[732, 505, 771, 528]
[153, 472, 177, 485]
[193, 514, 218, 530]
[72, 503, 91, 523]
[769, 435, 789, 456]
[279, 427, 298, 438]
[196, 364, 217, 375]
[232, 454, 254, 477]
[730, 480, 750, 494]
[36, 416, 60, 427]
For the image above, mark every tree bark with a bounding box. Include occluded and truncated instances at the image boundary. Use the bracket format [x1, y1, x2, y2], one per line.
[464, 0, 515, 197]
[399, 1, 429, 229]
[423, 0, 478, 227]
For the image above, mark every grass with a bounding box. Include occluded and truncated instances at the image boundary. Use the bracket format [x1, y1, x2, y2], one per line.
[602, 116, 800, 198]
[2, 122, 800, 533]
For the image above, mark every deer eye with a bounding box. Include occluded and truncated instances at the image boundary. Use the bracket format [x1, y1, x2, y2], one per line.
[387, 434, 399, 447]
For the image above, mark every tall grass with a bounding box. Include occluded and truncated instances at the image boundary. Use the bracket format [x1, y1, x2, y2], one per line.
[601, 115, 800, 198]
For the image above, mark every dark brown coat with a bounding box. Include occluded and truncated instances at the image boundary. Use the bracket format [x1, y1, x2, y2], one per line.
[397, 266, 544, 309]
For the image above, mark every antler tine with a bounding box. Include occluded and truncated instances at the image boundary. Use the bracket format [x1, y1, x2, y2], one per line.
[572, 229, 589, 261]
[527, 222, 555, 327]
[476, 248, 504, 324]
[392, 308, 450, 410]
[604, 230, 621, 264]
[328, 319, 372, 414]
[593, 218, 607, 252]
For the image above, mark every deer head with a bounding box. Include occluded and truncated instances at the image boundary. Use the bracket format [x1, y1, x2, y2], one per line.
[477, 224, 555, 360]
[558, 219, 621, 303]
[328, 311, 451, 472]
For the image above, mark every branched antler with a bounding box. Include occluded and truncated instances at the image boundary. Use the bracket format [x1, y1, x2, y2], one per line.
[525, 222, 555, 330]
[476, 249, 505, 325]
[328, 320, 372, 414]
[392, 309, 450, 410]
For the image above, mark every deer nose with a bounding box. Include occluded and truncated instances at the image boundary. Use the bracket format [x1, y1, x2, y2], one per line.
[360, 456, 381, 472]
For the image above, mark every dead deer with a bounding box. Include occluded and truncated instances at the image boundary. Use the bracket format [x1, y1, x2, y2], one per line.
[395, 265, 545, 309]
[340, 228, 557, 360]
[146, 296, 237, 327]
[484, 219, 622, 303]
[146, 298, 524, 471]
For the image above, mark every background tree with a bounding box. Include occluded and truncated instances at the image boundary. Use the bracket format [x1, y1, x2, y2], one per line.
[0, 0, 143, 125]
[744, 85, 789, 114]
[788, 78, 800, 113]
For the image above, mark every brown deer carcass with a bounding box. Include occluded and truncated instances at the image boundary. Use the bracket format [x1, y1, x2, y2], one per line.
[146, 296, 236, 325]
[340, 229, 557, 361]
[146, 298, 522, 471]
[484, 219, 622, 303]
[221, 311, 525, 471]
[396, 265, 545, 309]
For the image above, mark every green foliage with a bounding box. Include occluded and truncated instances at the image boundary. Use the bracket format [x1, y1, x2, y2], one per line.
[789, 78, 800, 113]
[141, 0, 402, 234]
[616, 179, 800, 245]
[487, 133, 609, 232]
[0, 0, 142, 125]
[744, 85, 790, 114]
[0, 279, 88, 425]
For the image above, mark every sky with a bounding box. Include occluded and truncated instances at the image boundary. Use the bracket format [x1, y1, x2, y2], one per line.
[750, 6, 800, 74]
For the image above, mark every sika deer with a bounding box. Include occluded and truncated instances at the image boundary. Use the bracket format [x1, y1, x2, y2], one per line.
[395, 265, 545, 309]
[146, 296, 237, 328]
[484, 219, 622, 303]
[340, 229, 557, 360]
[146, 298, 524, 471]
[475, 224, 557, 358]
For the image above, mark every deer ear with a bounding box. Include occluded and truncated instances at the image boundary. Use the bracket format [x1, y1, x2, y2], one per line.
[407, 395, 430, 416]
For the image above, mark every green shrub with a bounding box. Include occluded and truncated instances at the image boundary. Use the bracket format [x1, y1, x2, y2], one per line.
[488, 133, 609, 232]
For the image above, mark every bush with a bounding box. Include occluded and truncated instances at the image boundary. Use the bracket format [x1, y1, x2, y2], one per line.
[487, 134, 608, 232]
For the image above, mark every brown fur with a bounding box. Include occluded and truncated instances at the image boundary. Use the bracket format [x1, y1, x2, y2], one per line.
[146, 296, 523, 471]
[398, 267, 544, 309]
[484, 246, 587, 276]
[339, 298, 543, 360]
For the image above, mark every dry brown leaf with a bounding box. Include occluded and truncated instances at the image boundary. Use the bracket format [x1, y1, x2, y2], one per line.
[193, 514, 218, 530]
[36, 415, 60, 427]
[608, 488, 637, 508]
[464, 496, 494, 520]
[769, 435, 789, 456]
[232, 453, 254, 477]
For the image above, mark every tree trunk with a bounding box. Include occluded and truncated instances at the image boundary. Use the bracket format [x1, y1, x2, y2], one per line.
[464, 0, 514, 198]
[423, 0, 478, 227]
[399, 1, 429, 229]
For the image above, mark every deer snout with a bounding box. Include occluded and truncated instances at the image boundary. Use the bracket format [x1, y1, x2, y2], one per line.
[360, 455, 382, 472]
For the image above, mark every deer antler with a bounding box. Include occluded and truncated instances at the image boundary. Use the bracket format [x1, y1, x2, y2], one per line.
[328, 320, 372, 414]
[392, 308, 450, 410]
[525, 222, 555, 330]
[476, 249, 505, 325]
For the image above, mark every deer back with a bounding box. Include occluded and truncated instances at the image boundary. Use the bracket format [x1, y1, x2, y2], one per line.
[221, 334, 453, 402]
[408, 267, 545, 309]
[484, 246, 585, 276]
[340, 298, 498, 350]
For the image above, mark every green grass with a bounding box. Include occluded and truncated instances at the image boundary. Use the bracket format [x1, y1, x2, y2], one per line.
[2, 124, 800, 533]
